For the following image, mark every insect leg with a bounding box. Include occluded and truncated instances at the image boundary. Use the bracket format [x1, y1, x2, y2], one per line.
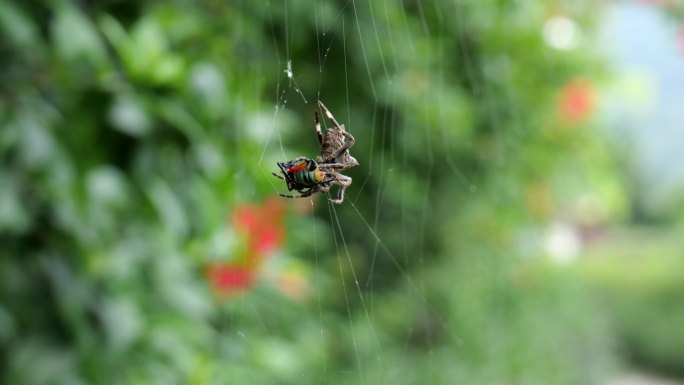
[279, 189, 314, 199]
[279, 193, 314, 199]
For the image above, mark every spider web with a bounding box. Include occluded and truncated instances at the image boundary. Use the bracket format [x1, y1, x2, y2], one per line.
[249, 1, 474, 383]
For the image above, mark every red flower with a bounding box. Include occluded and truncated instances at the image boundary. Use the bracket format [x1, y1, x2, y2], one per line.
[207, 198, 288, 298]
[557, 79, 596, 125]
[252, 225, 283, 255]
[206, 263, 255, 295]
[233, 197, 285, 258]
[234, 204, 260, 233]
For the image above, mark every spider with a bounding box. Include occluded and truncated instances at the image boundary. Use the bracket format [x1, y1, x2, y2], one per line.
[272, 100, 358, 204]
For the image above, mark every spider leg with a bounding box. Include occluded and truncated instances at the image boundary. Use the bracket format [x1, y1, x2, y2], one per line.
[319, 162, 346, 170]
[272, 172, 285, 180]
[317, 100, 343, 130]
[314, 111, 323, 145]
[328, 173, 352, 205]
[327, 131, 357, 162]
[317, 182, 332, 193]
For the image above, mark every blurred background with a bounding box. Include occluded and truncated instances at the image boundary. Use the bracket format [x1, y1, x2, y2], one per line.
[1, 0, 683, 384]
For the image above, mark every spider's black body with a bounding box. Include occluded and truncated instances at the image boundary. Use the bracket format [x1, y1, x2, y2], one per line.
[273, 101, 357, 204]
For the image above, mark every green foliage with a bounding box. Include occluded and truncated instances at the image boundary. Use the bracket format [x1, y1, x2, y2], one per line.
[0, 0, 621, 384]
[579, 228, 684, 376]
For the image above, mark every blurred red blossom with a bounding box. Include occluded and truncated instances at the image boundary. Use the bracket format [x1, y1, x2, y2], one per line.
[206, 263, 255, 295]
[206, 197, 287, 297]
[234, 197, 285, 257]
[557, 79, 596, 125]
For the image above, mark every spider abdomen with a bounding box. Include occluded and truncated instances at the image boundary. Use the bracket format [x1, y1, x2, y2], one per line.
[320, 129, 358, 168]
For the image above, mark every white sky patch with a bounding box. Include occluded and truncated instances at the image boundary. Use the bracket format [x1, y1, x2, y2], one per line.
[543, 16, 581, 51]
[601, 3, 684, 212]
[544, 222, 581, 265]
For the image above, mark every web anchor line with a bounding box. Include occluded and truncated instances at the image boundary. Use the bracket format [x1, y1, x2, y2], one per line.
[348, 200, 465, 347]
